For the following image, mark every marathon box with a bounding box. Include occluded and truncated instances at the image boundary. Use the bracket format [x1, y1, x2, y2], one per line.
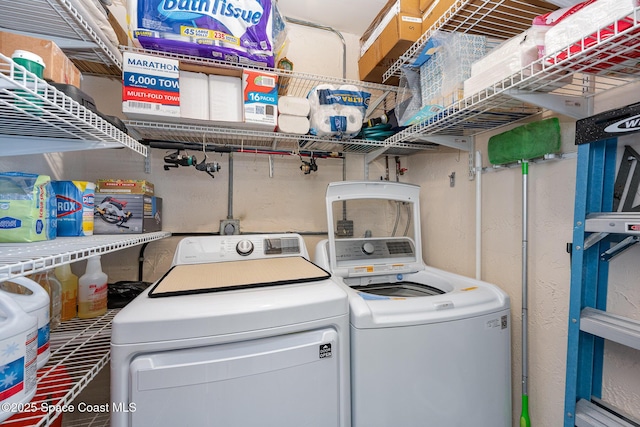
[94, 194, 162, 234]
[122, 51, 180, 119]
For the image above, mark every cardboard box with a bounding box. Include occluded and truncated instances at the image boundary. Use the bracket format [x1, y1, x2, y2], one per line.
[94, 194, 162, 234]
[122, 51, 180, 119]
[96, 179, 154, 196]
[0, 31, 82, 87]
[361, 0, 422, 53]
[242, 69, 278, 130]
[358, 0, 423, 84]
[180, 70, 209, 121]
[144, 196, 162, 233]
[209, 74, 243, 124]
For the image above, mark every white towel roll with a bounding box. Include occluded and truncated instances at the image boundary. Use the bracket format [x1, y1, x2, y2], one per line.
[308, 84, 336, 111]
[277, 114, 310, 134]
[337, 85, 365, 136]
[278, 96, 310, 117]
[341, 106, 364, 136]
[310, 109, 347, 137]
[338, 84, 361, 92]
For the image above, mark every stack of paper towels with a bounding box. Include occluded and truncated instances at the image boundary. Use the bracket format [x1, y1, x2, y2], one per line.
[308, 84, 371, 139]
[277, 96, 310, 134]
[180, 70, 243, 124]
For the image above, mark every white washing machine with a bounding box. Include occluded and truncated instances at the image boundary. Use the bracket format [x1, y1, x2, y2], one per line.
[111, 233, 350, 427]
[314, 181, 512, 427]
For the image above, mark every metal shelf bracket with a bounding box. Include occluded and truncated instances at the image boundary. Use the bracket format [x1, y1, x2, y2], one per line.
[505, 90, 593, 120]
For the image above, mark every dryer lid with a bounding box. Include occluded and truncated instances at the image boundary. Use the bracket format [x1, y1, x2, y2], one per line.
[149, 257, 330, 297]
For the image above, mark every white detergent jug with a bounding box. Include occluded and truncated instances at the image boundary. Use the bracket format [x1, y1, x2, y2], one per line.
[0, 276, 51, 369]
[0, 291, 38, 423]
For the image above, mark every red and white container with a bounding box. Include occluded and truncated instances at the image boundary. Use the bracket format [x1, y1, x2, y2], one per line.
[0, 292, 38, 422]
[0, 276, 50, 369]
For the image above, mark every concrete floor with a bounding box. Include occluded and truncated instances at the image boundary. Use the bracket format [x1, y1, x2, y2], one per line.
[61, 364, 110, 427]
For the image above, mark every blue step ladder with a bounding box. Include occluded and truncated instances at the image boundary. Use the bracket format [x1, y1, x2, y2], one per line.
[564, 102, 640, 427]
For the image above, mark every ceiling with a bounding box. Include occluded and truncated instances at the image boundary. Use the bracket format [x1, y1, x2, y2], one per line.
[276, 0, 389, 36]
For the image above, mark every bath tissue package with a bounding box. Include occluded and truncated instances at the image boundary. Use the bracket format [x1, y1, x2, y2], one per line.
[127, 0, 286, 67]
[308, 84, 371, 138]
[180, 71, 209, 121]
[0, 172, 57, 243]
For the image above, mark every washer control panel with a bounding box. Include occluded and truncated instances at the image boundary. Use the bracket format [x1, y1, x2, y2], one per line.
[331, 237, 421, 278]
[334, 238, 415, 262]
[173, 234, 307, 264]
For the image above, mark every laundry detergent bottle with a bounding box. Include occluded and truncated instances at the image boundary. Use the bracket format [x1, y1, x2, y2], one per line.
[0, 276, 50, 369]
[0, 291, 38, 423]
[55, 263, 78, 321]
[78, 256, 108, 319]
[35, 271, 61, 331]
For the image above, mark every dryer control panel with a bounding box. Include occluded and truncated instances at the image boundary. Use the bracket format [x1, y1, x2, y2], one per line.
[172, 234, 308, 265]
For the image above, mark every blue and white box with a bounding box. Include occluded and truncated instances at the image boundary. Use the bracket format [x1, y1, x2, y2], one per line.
[122, 52, 180, 119]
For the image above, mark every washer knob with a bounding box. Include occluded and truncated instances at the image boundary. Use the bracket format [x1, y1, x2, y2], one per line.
[236, 239, 254, 256]
[362, 242, 375, 255]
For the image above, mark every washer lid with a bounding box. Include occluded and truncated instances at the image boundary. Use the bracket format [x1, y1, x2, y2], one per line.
[323, 181, 424, 278]
[346, 267, 511, 329]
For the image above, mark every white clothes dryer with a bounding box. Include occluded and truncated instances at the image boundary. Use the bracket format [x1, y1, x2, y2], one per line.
[111, 233, 350, 427]
[314, 181, 512, 427]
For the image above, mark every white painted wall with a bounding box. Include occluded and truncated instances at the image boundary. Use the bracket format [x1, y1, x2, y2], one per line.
[2, 10, 640, 427]
[408, 97, 640, 425]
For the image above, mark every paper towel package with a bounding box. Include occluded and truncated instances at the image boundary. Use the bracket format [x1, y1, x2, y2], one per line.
[122, 51, 180, 119]
[209, 74, 243, 124]
[180, 71, 209, 121]
[542, 0, 640, 73]
[127, 0, 285, 67]
[243, 69, 278, 129]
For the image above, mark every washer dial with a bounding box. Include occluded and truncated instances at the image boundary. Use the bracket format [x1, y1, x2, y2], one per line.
[362, 242, 375, 255]
[236, 239, 254, 256]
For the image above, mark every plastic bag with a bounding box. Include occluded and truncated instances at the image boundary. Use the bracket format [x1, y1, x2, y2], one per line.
[396, 66, 423, 126]
[308, 84, 371, 139]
